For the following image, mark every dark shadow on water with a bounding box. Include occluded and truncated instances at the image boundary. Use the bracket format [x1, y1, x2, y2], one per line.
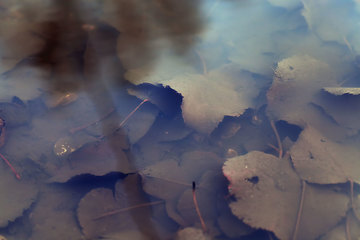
[0, 0, 204, 239]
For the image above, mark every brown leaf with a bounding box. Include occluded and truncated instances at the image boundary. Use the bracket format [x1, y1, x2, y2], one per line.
[0, 165, 38, 227]
[77, 175, 167, 239]
[222, 151, 301, 240]
[140, 151, 224, 225]
[266, 55, 344, 139]
[290, 126, 360, 184]
[50, 135, 134, 183]
[29, 186, 83, 240]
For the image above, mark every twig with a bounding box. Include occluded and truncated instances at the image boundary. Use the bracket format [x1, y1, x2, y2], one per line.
[346, 213, 352, 240]
[92, 200, 164, 220]
[192, 181, 207, 233]
[349, 179, 360, 220]
[195, 50, 207, 75]
[119, 99, 149, 128]
[0, 152, 21, 180]
[270, 120, 283, 159]
[293, 180, 306, 240]
[69, 107, 115, 134]
[268, 143, 279, 153]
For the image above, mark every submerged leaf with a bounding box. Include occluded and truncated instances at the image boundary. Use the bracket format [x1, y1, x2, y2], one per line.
[77, 175, 167, 239]
[50, 134, 133, 183]
[290, 126, 360, 184]
[223, 151, 350, 239]
[140, 151, 224, 225]
[28, 186, 83, 240]
[0, 165, 38, 227]
[127, 63, 260, 134]
[223, 151, 300, 240]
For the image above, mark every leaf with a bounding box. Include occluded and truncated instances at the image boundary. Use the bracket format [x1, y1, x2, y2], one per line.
[222, 151, 301, 240]
[266, 55, 347, 140]
[290, 126, 360, 184]
[323, 87, 360, 96]
[127, 61, 261, 134]
[50, 134, 133, 183]
[223, 151, 350, 239]
[77, 175, 168, 239]
[140, 151, 224, 225]
[175, 227, 211, 240]
[176, 171, 224, 234]
[295, 184, 349, 240]
[312, 89, 360, 133]
[320, 213, 360, 240]
[0, 165, 38, 227]
[301, 0, 355, 44]
[28, 186, 83, 240]
[0, 100, 30, 127]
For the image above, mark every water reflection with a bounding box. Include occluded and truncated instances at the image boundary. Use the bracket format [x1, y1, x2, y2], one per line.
[1, 0, 360, 239]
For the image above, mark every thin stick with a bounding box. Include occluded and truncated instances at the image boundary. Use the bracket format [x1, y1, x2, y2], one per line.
[268, 143, 279, 153]
[270, 120, 283, 159]
[349, 179, 360, 220]
[195, 50, 207, 75]
[293, 180, 306, 240]
[69, 107, 115, 134]
[143, 175, 192, 187]
[93, 200, 164, 220]
[0, 152, 21, 180]
[346, 213, 352, 240]
[119, 99, 149, 128]
[192, 181, 207, 233]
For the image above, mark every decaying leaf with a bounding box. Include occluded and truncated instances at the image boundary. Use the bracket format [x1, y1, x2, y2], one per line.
[127, 62, 260, 134]
[77, 175, 168, 239]
[0, 165, 38, 227]
[0, 100, 30, 127]
[301, 0, 355, 46]
[222, 151, 301, 239]
[313, 89, 360, 133]
[290, 125, 360, 184]
[266, 55, 349, 140]
[140, 151, 224, 225]
[50, 134, 133, 183]
[320, 212, 360, 240]
[177, 171, 224, 234]
[295, 184, 349, 240]
[175, 227, 211, 240]
[223, 151, 351, 239]
[267, 55, 337, 125]
[28, 186, 83, 240]
[323, 87, 360, 96]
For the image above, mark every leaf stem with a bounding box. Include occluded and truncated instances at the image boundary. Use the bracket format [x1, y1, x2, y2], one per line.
[92, 200, 164, 220]
[293, 180, 306, 240]
[119, 99, 149, 128]
[192, 181, 207, 233]
[270, 120, 283, 159]
[0, 152, 21, 180]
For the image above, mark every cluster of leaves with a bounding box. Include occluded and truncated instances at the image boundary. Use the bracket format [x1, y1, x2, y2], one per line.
[0, 0, 360, 240]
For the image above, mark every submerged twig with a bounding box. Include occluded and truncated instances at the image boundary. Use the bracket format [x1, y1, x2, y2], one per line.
[349, 179, 360, 220]
[270, 120, 283, 159]
[119, 99, 149, 128]
[192, 181, 207, 233]
[293, 180, 306, 240]
[195, 50, 207, 75]
[92, 200, 164, 220]
[0, 152, 21, 180]
[69, 107, 115, 134]
[346, 213, 352, 240]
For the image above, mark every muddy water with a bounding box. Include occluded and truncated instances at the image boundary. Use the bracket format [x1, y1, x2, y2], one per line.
[0, 1, 360, 240]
